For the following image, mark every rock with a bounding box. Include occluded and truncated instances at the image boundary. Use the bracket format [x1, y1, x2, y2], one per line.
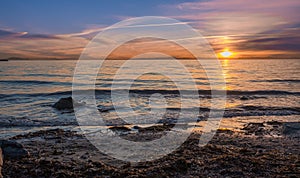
[53, 97, 74, 110]
[242, 123, 265, 135]
[98, 106, 114, 112]
[132, 125, 141, 130]
[157, 118, 177, 124]
[266, 120, 282, 126]
[240, 96, 249, 100]
[53, 97, 83, 110]
[0, 148, 3, 178]
[217, 128, 235, 135]
[283, 122, 300, 136]
[0, 140, 29, 159]
[109, 126, 131, 133]
[242, 121, 286, 136]
[138, 124, 174, 132]
[173, 158, 189, 173]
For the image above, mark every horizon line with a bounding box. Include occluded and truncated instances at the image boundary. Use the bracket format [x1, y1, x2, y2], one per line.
[1, 57, 300, 61]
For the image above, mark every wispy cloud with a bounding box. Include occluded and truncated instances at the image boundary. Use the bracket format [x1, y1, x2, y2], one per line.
[0, 29, 61, 39]
[163, 0, 300, 58]
[0, 28, 95, 59]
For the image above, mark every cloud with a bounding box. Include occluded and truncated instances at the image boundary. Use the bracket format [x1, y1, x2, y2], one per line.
[176, 0, 299, 12]
[58, 26, 105, 39]
[169, 0, 300, 34]
[0, 29, 63, 39]
[0, 29, 17, 37]
[162, 0, 300, 58]
[19, 33, 61, 39]
[240, 29, 300, 51]
[0, 28, 95, 59]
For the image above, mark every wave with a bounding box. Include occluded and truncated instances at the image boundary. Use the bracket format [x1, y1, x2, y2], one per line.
[55, 89, 300, 96]
[223, 109, 300, 118]
[0, 80, 72, 86]
[0, 74, 70, 77]
[1, 105, 299, 127]
[24, 73, 70, 77]
[250, 79, 300, 83]
[239, 105, 300, 112]
[1, 89, 300, 99]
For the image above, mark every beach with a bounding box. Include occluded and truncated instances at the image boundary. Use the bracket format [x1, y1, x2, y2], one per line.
[1, 121, 299, 177]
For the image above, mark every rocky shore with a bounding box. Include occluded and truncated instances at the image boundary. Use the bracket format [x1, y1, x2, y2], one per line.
[1, 121, 299, 177]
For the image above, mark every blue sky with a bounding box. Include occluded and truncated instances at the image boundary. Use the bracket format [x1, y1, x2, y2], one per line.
[0, 0, 299, 59]
[0, 0, 189, 33]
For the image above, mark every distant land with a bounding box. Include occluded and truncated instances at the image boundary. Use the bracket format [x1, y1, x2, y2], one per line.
[1, 57, 300, 61]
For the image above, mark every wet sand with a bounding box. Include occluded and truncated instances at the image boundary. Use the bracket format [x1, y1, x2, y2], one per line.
[2, 121, 300, 177]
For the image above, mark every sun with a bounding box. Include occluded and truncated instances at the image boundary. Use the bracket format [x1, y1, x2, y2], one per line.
[220, 49, 233, 58]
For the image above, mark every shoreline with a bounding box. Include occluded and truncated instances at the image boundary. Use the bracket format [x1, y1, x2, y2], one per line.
[1, 121, 299, 177]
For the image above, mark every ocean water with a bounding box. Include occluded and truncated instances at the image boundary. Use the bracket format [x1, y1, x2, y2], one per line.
[0, 59, 299, 138]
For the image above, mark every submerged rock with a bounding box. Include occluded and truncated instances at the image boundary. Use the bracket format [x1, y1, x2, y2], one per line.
[53, 97, 84, 110]
[109, 126, 131, 133]
[132, 125, 141, 130]
[242, 121, 286, 136]
[242, 123, 266, 135]
[98, 106, 114, 112]
[138, 124, 174, 133]
[283, 122, 300, 136]
[0, 140, 29, 159]
[240, 96, 249, 100]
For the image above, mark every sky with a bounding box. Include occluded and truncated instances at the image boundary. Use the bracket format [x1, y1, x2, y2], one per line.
[0, 0, 299, 59]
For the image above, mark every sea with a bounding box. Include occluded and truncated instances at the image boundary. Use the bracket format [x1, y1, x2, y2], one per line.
[0, 59, 299, 138]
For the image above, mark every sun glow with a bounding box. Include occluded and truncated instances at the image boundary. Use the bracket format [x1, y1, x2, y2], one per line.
[220, 50, 233, 58]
